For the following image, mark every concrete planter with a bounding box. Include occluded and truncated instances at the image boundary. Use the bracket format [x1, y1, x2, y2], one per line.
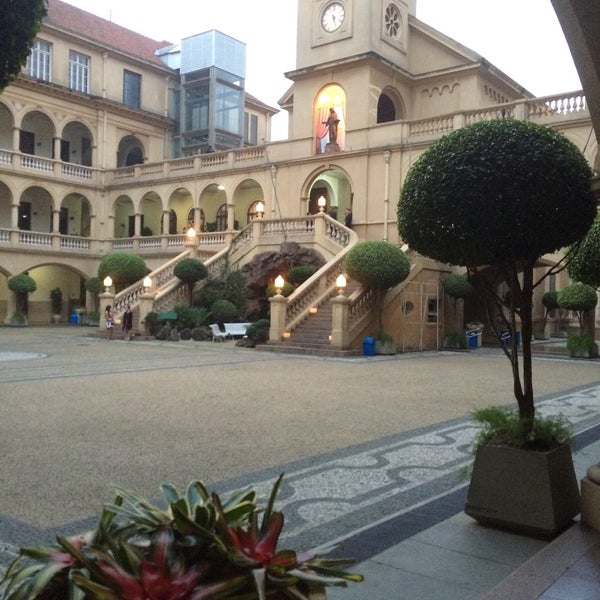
[375, 340, 396, 355]
[465, 443, 580, 538]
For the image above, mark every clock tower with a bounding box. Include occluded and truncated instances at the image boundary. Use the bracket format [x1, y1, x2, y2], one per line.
[295, 0, 416, 71]
[286, 0, 417, 145]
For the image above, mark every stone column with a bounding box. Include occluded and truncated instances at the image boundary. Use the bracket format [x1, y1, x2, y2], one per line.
[330, 294, 350, 347]
[269, 294, 287, 342]
[138, 290, 155, 336]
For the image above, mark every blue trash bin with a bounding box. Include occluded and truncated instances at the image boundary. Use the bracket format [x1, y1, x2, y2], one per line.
[363, 336, 375, 356]
[70, 313, 78, 325]
[467, 330, 478, 349]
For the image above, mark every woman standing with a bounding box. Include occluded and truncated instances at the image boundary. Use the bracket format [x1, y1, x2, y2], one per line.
[104, 305, 114, 340]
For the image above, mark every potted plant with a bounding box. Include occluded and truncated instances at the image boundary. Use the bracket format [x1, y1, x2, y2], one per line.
[398, 119, 596, 536]
[343, 240, 411, 355]
[50, 287, 63, 323]
[1, 475, 362, 600]
[86, 310, 100, 326]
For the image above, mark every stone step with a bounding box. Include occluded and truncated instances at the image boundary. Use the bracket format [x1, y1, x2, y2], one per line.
[255, 343, 362, 358]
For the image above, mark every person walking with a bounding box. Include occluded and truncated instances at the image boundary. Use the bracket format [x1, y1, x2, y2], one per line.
[122, 305, 134, 340]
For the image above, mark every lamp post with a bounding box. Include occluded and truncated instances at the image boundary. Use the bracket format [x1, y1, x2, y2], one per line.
[269, 275, 287, 342]
[256, 201, 265, 219]
[274, 274, 285, 295]
[336, 273, 347, 296]
[103, 275, 113, 292]
[317, 195, 326, 213]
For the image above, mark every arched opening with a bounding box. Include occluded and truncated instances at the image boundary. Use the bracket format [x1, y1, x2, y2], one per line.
[113, 195, 134, 237]
[377, 93, 397, 123]
[306, 168, 353, 218]
[140, 192, 163, 236]
[19, 186, 53, 232]
[0, 103, 14, 150]
[216, 203, 228, 231]
[62, 121, 93, 165]
[167, 187, 193, 234]
[117, 135, 144, 167]
[199, 183, 227, 231]
[60, 192, 92, 237]
[233, 178, 264, 225]
[0, 180, 13, 228]
[20, 110, 55, 158]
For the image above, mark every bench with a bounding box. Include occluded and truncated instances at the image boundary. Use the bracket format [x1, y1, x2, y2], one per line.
[224, 322, 251, 338]
[158, 311, 177, 321]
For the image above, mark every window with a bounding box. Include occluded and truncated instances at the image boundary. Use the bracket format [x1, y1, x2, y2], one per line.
[69, 51, 89, 93]
[427, 299, 438, 323]
[27, 39, 51, 81]
[244, 112, 258, 145]
[123, 70, 141, 108]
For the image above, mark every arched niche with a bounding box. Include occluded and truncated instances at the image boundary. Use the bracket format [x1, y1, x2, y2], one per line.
[314, 84, 346, 154]
[117, 135, 144, 167]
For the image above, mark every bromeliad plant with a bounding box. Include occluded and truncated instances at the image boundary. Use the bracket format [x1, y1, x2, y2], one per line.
[1, 474, 362, 600]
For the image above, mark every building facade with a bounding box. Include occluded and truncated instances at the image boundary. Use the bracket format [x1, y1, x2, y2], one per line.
[0, 0, 597, 347]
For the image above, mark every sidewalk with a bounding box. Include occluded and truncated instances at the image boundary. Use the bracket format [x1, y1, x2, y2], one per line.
[327, 431, 600, 600]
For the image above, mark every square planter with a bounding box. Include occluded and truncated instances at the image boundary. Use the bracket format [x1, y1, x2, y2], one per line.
[465, 443, 580, 538]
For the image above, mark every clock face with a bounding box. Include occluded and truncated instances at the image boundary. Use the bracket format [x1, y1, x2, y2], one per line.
[321, 2, 345, 32]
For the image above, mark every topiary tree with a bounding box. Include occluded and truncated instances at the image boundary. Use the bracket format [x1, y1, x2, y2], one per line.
[173, 258, 209, 306]
[398, 118, 596, 428]
[8, 273, 37, 314]
[541, 290, 560, 335]
[343, 240, 410, 333]
[0, 0, 47, 92]
[85, 276, 103, 312]
[210, 299, 239, 326]
[567, 212, 600, 289]
[442, 273, 473, 329]
[557, 283, 598, 334]
[98, 252, 148, 292]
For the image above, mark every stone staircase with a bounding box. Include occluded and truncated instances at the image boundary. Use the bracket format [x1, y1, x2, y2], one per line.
[257, 281, 363, 358]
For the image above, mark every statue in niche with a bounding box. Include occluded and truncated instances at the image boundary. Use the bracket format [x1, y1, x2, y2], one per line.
[322, 108, 340, 144]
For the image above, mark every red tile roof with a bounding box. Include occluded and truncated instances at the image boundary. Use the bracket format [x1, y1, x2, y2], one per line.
[45, 0, 173, 68]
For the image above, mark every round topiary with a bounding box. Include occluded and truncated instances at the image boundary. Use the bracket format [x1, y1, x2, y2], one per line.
[210, 299, 239, 323]
[567, 212, 600, 288]
[98, 252, 148, 291]
[344, 241, 410, 291]
[8, 273, 37, 313]
[442, 274, 473, 300]
[174, 258, 209, 305]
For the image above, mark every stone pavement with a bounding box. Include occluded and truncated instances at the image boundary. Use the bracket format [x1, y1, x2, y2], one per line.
[1, 326, 600, 598]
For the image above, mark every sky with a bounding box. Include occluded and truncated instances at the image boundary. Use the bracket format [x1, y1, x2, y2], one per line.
[61, 0, 582, 140]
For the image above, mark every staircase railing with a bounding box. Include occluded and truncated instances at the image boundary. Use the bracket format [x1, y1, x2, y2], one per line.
[283, 216, 358, 332]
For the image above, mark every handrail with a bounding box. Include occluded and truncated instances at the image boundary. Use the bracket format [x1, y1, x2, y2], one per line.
[283, 215, 358, 332]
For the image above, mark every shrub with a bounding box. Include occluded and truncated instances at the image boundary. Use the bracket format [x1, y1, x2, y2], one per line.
[144, 311, 160, 335]
[210, 298, 239, 323]
[191, 326, 211, 341]
[265, 281, 295, 297]
[179, 328, 192, 340]
[173, 305, 209, 330]
[245, 319, 270, 343]
[155, 325, 170, 340]
[288, 265, 316, 286]
[169, 328, 180, 341]
[567, 333, 599, 358]
[50, 287, 63, 314]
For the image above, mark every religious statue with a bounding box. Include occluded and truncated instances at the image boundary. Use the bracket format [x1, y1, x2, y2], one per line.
[323, 108, 340, 144]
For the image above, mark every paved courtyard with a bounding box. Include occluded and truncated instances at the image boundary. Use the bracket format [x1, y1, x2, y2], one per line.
[2, 325, 600, 597]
